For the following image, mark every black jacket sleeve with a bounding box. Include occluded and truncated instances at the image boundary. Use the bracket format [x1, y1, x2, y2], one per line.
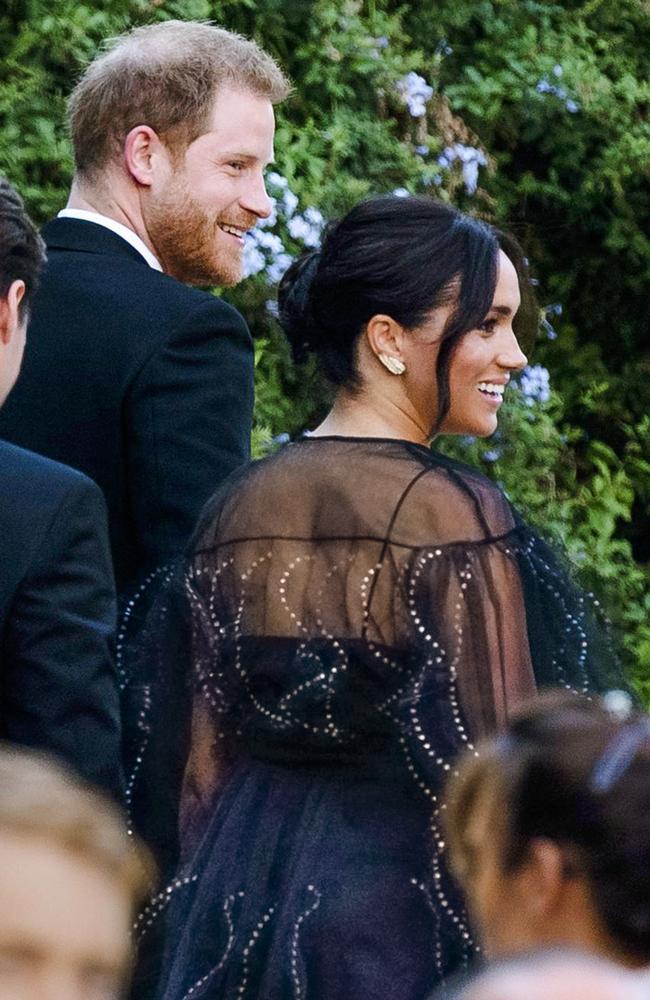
[3, 475, 124, 801]
[126, 296, 254, 575]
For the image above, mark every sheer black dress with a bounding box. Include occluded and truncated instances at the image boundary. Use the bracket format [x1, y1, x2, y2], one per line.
[128, 438, 618, 1000]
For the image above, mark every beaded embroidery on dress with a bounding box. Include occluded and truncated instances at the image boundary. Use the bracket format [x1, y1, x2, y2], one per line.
[127, 438, 619, 1000]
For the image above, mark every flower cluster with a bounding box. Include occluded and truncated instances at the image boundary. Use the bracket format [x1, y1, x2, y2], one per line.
[437, 143, 488, 195]
[541, 302, 563, 340]
[243, 172, 325, 285]
[519, 364, 551, 406]
[396, 71, 433, 117]
[536, 66, 580, 113]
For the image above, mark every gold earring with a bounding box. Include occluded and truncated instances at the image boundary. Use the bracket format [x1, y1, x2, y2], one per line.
[378, 353, 406, 375]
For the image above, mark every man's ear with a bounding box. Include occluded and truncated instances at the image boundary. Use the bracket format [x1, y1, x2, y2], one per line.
[0, 280, 26, 345]
[365, 314, 407, 364]
[123, 125, 168, 187]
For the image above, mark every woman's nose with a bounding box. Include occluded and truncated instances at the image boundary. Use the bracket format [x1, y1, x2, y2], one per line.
[498, 329, 528, 372]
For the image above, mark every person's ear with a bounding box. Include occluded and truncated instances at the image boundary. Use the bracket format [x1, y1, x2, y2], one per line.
[365, 314, 407, 368]
[518, 838, 567, 919]
[0, 280, 26, 346]
[124, 125, 170, 187]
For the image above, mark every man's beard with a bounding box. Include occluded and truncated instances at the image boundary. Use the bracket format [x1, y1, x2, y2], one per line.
[146, 181, 245, 287]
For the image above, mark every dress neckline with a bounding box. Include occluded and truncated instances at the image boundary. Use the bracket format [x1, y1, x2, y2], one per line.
[293, 434, 434, 454]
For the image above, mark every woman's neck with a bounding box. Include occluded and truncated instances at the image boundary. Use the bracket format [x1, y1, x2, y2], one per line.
[311, 392, 432, 445]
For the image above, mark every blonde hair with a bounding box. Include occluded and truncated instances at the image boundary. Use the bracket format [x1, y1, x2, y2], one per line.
[0, 745, 154, 909]
[68, 19, 291, 179]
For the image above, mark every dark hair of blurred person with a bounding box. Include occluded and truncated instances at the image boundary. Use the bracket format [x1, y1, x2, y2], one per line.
[0, 177, 45, 405]
[0, 745, 153, 1000]
[444, 691, 650, 968]
[432, 949, 648, 1000]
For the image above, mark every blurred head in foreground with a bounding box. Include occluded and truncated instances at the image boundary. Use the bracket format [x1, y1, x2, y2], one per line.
[0, 745, 153, 999]
[437, 950, 647, 1000]
[444, 691, 650, 967]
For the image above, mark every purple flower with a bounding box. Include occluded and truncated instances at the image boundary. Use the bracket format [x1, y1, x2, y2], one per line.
[536, 77, 567, 99]
[396, 72, 433, 118]
[243, 243, 266, 278]
[483, 449, 501, 462]
[266, 252, 293, 285]
[542, 303, 563, 340]
[519, 364, 551, 406]
[438, 143, 488, 195]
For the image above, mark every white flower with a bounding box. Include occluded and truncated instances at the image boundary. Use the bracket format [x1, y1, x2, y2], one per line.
[282, 189, 299, 217]
[396, 71, 433, 118]
[266, 252, 293, 285]
[266, 171, 288, 189]
[303, 206, 324, 227]
[243, 243, 266, 278]
[438, 143, 487, 194]
[288, 215, 322, 248]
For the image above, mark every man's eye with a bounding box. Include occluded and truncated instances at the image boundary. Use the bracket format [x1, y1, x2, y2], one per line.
[228, 162, 245, 171]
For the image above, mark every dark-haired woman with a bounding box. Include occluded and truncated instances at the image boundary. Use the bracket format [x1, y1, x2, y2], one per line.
[444, 691, 650, 970]
[137, 196, 619, 1000]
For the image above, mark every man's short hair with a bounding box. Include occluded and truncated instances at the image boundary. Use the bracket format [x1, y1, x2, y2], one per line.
[68, 19, 291, 179]
[0, 745, 153, 911]
[0, 177, 46, 319]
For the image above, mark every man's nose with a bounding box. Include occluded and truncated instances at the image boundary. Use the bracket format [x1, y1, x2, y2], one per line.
[241, 174, 273, 220]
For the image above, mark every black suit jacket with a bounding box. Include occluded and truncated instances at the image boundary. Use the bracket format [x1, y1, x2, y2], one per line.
[0, 218, 254, 592]
[0, 440, 123, 799]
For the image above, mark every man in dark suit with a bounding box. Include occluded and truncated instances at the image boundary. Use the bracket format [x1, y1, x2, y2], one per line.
[0, 177, 123, 799]
[0, 20, 290, 594]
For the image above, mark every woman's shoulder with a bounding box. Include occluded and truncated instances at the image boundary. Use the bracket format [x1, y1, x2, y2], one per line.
[192, 438, 519, 550]
[393, 447, 519, 547]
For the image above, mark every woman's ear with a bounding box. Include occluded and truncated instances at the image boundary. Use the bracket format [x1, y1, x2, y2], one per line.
[365, 314, 407, 364]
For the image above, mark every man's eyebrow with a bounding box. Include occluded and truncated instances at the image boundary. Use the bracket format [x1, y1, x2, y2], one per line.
[216, 151, 275, 166]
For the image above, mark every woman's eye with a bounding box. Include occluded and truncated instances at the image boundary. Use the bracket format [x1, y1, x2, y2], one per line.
[478, 318, 498, 335]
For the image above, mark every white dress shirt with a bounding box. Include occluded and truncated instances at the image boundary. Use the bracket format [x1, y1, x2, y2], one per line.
[57, 208, 163, 271]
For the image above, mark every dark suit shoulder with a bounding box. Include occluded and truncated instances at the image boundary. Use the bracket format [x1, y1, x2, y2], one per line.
[42, 217, 247, 331]
[0, 441, 106, 612]
[0, 439, 101, 504]
[0, 441, 105, 558]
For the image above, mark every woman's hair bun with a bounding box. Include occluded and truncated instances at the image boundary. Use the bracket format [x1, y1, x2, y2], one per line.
[278, 250, 321, 362]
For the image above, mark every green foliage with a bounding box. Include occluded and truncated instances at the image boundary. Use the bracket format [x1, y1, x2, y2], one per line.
[0, 0, 647, 696]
